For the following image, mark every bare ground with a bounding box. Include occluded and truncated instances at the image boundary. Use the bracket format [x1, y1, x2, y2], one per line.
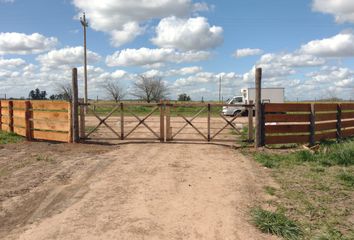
[1, 141, 278, 240]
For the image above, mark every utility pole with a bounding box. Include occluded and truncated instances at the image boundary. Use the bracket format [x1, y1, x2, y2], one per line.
[218, 76, 222, 103]
[80, 12, 89, 108]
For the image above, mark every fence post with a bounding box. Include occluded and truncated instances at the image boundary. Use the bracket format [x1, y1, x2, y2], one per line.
[309, 103, 315, 147]
[120, 102, 124, 140]
[207, 103, 211, 142]
[248, 100, 254, 142]
[336, 104, 342, 141]
[8, 101, 14, 133]
[72, 68, 79, 143]
[165, 102, 171, 141]
[79, 103, 85, 141]
[255, 68, 263, 147]
[0, 101, 2, 131]
[24, 101, 32, 140]
[160, 102, 165, 142]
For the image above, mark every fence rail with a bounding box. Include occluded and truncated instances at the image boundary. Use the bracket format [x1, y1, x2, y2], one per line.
[263, 103, 354, 145]
[0, 100, 71, 142]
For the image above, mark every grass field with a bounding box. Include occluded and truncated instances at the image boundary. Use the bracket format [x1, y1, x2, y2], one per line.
[0, 131, 23, 145]
[248, 140, 354, 239]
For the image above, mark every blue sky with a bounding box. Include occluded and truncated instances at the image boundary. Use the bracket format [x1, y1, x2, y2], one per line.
[0, 0, 354, 100]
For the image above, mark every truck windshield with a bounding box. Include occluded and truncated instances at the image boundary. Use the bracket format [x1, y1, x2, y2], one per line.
[229, 97, 243, 104]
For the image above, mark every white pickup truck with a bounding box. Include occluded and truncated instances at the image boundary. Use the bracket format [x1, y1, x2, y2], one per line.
[222, 88, 285, 116]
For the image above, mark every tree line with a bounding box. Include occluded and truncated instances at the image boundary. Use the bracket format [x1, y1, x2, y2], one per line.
[27, 75, 192, 102]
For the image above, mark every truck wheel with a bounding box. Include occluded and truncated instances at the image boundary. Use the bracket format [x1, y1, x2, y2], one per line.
[233, 110, 241, 116]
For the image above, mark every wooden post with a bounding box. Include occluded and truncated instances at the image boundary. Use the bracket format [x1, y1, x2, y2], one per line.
[79, 104, 85, 141]
[207, 104, 211, 142]
[72, 68, 79, 143]
[248, 100, 254, 142]
[160, 103, 165, 142]
[8, 101, 13, 133]
[255, 68, 263, 147]
[24, 101, 32, 140]
[309, 103, 316, 147]
[165, 103, 171, 141]
[120, 102, 124, 140]
[0, 101, 2, 131]
[336, 104, 342, 141]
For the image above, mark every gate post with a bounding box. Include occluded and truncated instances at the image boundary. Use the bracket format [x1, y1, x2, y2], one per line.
[0, 101, 2, 131]
[255, 68, 263, 147]
[25, 101, 32, 140]
[165, 102, 172, 141]
[8, 101, 14, 133]
[207, 104, 211, 142]
[160, 102, 165, 142]
[79, 103, 85, 141]
[72, 68, 79, 143]
[120, 102, 124, 140]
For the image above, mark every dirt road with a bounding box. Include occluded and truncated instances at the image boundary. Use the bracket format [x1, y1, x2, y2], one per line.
[2, 143, 277, 240]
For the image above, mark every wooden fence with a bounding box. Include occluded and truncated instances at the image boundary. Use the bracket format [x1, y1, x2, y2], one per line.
[263, 103, 354, 145]
[0, 100, 71, 142]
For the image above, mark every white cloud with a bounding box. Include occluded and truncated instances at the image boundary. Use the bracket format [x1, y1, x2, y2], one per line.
[233, 48, 263, 58]
[106, 48, 210, 67]
[37, 46, 101, 71]
[73, 0, 209, 46]
[307, 66, 354, 87]
[0, 58, 26, 68]
[0, 32, 58, 55]
[300, 32, 354, 57]
[151, 16, 223, 51]
[259, 53, 325, 67]
[312, 0, 354, 23]
[110, 22, 145, 47]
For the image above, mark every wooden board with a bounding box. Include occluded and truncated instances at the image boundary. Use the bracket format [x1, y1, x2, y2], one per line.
[12, 101, 26, 109]
[341, 104, 354, 111]
[13, 117, 27, 128]
[1, 116, 9, 124]
[264, 103, 311, 113]
[31, 101, 69, 111]
[2, 125, 10, 131]
[342, 120, 354, 128]
[265, 124, 310, 134]
[32, 111, 69, 121]
[13, 110, 26, 118]
[341, 112, 354, 119]
[1, 101, 9, 108]
[315, 122, 337, 131]
[315, 131, 337, 141]
[315, 113, 337, 122]
[314, 104, 338, 112]
[32, 119, 69, 132]
[13, 126, 26, 137]
[265, 114, 310, 123]
[342, 128, 354, 138]
[265, 135, 310, 144]
[33, 130, 69, 142]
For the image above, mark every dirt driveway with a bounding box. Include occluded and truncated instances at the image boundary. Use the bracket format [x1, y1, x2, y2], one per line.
[1, 142, 277, 240]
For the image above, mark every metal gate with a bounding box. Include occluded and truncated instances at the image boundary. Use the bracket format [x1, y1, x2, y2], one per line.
[78, 102, 254, 143]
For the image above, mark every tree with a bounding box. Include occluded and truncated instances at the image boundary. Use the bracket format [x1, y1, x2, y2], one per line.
[29, 88, 47, 100]
[103, 81, 125, 102]
[178, 93, 191, 101]
[131, 75, 168, 103]
[56, 83, 73, 101]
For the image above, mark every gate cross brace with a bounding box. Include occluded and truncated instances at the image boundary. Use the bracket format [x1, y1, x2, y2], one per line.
[124, 107, 159, 139]
[211, 111, 244, 140]
[180, 115, 208, 140]
[85, 105, 121, 139]
[172, 107, 206, 139]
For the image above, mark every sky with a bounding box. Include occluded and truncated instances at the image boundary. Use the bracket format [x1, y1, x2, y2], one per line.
[0, 0, 354, 101]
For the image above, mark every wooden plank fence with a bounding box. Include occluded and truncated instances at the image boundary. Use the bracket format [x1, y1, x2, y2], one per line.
[263, 103, 354, 145]
[0, 100, 71, 142]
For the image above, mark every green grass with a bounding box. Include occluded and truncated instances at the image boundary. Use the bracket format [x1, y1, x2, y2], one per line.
[251, 208, 303, 240]
[264, 186, 277, 196]
[337, 172, 354, 187]
[249, 140, 354, 239]
[0, 130, 24, 144]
